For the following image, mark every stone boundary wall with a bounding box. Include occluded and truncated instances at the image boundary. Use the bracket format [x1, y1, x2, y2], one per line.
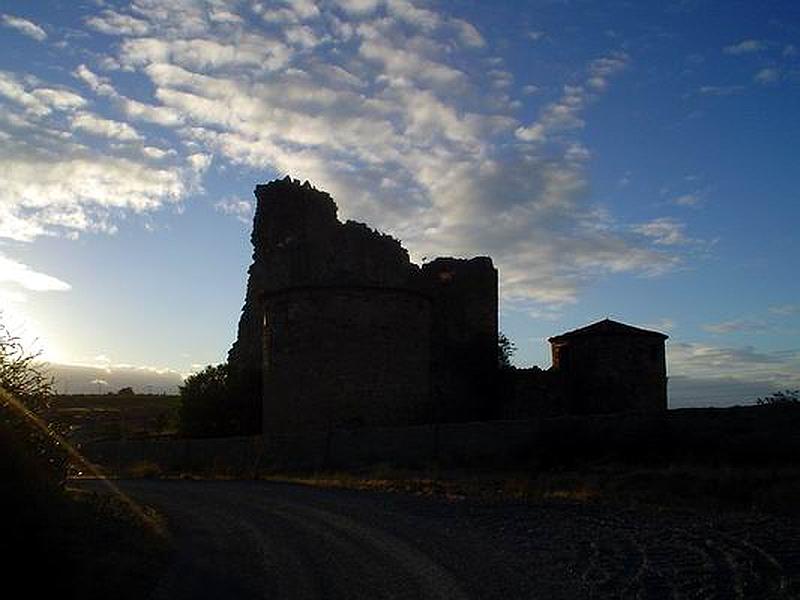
[81, 406, 800, 474]
[83, 420, 541, 474]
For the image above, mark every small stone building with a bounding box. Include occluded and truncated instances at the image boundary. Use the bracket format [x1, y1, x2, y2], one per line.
[549, 319, 668, 414]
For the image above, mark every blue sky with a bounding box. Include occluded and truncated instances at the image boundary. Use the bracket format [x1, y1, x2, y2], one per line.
[0, 0, 798, 404]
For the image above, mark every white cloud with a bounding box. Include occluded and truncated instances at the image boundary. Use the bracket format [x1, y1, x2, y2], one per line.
[770, 304, 800, 316]
[70, 111, 142, 141]
[755, 67, 780, 84]
[673, 192, 702, 206]
[281, 0, 321, 20]
[49, 362, 183, 394]
[86, 9, 150, 36]
[702, 319, 768, 334]
[668, 343, 800, 402]
[451, 18, 485, 48]
[0, 88, 194, 241]
[0, 2, 686, 311]
[333, 0, 380, 16]
[215, 197, 254, 223]
[386, 0, 440, 30]
[0, 254, 70, 292]
[142, 145, 173, 160]
[0, 71, 84, 116]
[632, 218, 689, 246]
[723, 39, 766, 55]
[699, 85, 744, 96]
[1, 14, 47, 41]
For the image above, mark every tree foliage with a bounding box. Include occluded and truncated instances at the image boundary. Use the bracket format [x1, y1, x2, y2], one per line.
[179, 362, 262, 437]
[0, 319, 54, 411]
[0, 317, 66, 489]
[179, 364, 234, 437]
[757, 389, 800, 406]
[498, 332, 517, 370]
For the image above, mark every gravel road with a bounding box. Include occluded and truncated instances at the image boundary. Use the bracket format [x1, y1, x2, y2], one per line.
[76, 479, 799, 599]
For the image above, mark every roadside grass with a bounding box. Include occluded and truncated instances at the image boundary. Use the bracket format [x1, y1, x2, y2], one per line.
[107, 456, 800, 515]
[254, 463, 800, 514]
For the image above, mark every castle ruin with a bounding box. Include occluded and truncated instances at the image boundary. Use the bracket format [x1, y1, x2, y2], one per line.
[228, 177, 497, 433]
[229, 177, 667, 434]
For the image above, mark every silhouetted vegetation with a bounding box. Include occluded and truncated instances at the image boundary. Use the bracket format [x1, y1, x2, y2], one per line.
[1, 320, 169, 598]
[0, 318, 66, 487]
[757, 389, 799, 406]
[179, 363, 231, 437]
[497, 331, 517, 370]
[179, 363, 262, 437]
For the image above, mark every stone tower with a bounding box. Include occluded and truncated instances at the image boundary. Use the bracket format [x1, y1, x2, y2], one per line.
[228, 177, 498, 433]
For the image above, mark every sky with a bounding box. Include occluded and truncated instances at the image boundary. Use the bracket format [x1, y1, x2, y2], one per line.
[0, 0, 798, 404]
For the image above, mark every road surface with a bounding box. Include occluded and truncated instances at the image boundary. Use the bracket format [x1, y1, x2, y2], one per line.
[76, 479, 799, 599]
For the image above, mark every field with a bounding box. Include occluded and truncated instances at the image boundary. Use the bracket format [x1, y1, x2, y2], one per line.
[48, 393, 180, 444]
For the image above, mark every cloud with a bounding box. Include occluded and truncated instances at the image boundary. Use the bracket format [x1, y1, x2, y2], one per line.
[668, 342, 800, 404]
[0, 254, 70, 291]
[333, 0, 380, 16]
[698, 85, 744, 96]
[515, 52, 628, 143]
[702, 319, 768, 334]
[451, 18, 485, 48]
[770, 304, 800, 316]
[631, 218, 689, 246]
[0, 71, 86, 116]
[70, 111, 143, 141]
[215, 197, 254, 223]
[0, 1, 686, 311]
[1, 14, 47, 41]
[86, 9, 150, 36]
[673, 192, 702, 206]
[50, 362, 183, 394]
[723, 39, 766, 55]
[755, 67, 780, 84]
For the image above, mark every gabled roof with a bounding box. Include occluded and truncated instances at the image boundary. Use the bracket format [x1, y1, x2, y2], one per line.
[548, 318, 668, 343]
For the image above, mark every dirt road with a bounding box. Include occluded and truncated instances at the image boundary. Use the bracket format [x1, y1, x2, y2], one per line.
[76, 480, 799, 599]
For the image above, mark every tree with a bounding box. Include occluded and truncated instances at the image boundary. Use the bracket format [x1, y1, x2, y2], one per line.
[756, 389, 799, 406]
[178, 364, 232, 437]
[498, 332, 517, 370]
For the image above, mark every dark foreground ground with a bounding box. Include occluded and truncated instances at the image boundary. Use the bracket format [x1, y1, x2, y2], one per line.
[77, 479, 800, 599]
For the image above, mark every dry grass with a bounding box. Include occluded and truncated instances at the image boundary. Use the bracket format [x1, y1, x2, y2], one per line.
[254, 463, 800, 514]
